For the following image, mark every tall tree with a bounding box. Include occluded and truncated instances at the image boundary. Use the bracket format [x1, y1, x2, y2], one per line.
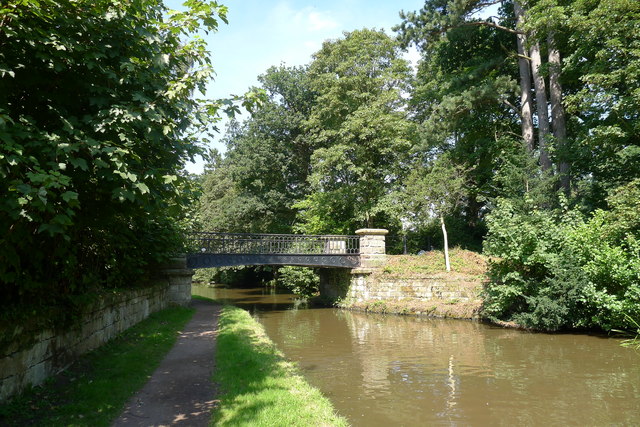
[514, 1, 535, 153]
[397, 1, 526, 238]
[0, 0, 229, 308]
[397, 0, 560, 175]
[529, 39, 553, 171]
[294, 29, 415, 234]
[544, 0, 640, 203]
[547, 32, 570, 192]
[198, 65, 317, 233]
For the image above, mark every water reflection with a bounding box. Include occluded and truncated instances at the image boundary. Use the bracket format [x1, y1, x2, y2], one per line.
[194, 285, 640, 426]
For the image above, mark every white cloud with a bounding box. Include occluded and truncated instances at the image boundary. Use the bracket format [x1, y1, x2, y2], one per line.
[269, 1, 340, 35]
[307, 10, 339, 31]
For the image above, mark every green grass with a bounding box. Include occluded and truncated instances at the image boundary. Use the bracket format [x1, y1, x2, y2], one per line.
[381, 248, 488, 276]
[616, 315, 640, 350]
[213, 305, 348, 426]
[0, 305, 195, 427]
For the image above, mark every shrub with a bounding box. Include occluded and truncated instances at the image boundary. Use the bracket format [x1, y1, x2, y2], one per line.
[0, 0, 225, 321]
[275, 266, 319, 298]
[483, 181, 640, 331]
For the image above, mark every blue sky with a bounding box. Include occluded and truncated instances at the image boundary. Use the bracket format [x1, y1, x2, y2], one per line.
[166, 0, 426, 173]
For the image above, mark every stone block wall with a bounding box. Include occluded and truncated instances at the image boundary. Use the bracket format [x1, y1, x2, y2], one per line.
[347, 272, 482, 303]
[0, 285, 170, 402]
[319, 268, 352, 301]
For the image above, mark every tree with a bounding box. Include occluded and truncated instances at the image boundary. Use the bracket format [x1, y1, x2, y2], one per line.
[295, 29, 415, 234]
[0, 0, 228, 311]
[560, 0, 640, 205]
[397, 4, 525, 240]
[402, 154, 467, 271]
[197, 65, 317, 233]
[396, 0, 569, 190]
[514, 1, 535, 153]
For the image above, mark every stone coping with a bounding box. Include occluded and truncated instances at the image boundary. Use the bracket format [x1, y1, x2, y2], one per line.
[355, 228, 389, 236]
[350, 267, 376, 275]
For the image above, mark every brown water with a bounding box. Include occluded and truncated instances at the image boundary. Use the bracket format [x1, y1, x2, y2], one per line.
[194, 285, 640, 426]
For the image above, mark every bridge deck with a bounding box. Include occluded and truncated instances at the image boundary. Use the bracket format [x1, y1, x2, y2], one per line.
[186, 232, 361, 269]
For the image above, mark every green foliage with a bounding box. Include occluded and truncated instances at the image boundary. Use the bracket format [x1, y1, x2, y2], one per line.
[396, 1, 528, 240]
[296, 29, 415, 233]
[401, 153, 468, 227]
[483, 196, 589, 330]
[0, 0, 225, 315]
[562, 0, 640, 204]
[275, 266, 319, 299]
[484, 180, 640, 331]
[616, 315, 640, 351]
[191, 0, 640, 333]
[197, 65, 316, 234]
[198, 30, 415, 237]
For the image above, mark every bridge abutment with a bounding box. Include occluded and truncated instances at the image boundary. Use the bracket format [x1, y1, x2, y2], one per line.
[319, 229, 389, 303]
[159, 256, 194, 306]
[319, 268, 352, 302]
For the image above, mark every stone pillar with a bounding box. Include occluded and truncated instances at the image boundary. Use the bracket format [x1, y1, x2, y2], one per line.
[355, 228, 388, 269]
[159, 256, 194, 306]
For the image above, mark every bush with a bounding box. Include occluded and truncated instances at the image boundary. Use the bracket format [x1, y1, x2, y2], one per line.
[0, 0, 225, 320]
[482, 197, 585, 330]
[483, 181, 640, 331]
[275, 266, 319, 298]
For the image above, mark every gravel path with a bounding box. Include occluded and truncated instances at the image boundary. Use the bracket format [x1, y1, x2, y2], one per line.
[112, 299, 220, 427]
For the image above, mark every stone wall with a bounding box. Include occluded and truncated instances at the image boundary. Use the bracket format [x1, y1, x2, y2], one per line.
[0, 278, 188, 402]
[347, 272, 482, 303]
[330, 270, 484, 319]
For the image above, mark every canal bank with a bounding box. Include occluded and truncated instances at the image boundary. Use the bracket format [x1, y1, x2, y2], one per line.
[328, 250, 488, 320]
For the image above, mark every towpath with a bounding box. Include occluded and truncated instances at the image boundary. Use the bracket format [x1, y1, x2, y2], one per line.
[112, 299, 220, 427]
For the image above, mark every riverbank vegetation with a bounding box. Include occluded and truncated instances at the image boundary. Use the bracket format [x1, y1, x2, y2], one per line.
[196, 0, 639, 334]
[0, 306, 194, 426]
[213, 305, 348, 426]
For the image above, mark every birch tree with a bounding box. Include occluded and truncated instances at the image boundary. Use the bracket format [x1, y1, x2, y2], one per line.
[403, 154, 467, 271]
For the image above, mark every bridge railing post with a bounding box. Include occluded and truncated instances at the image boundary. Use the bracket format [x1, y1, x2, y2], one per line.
[355, 228, 388, 268]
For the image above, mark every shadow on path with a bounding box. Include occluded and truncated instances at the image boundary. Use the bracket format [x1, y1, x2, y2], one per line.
[112, 299, 220, 427]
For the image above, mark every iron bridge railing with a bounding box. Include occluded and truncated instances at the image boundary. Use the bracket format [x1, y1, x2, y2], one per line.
[188, 232, 360, 256]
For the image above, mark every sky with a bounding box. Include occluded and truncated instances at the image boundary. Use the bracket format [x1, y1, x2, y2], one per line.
[166, 0, 427, 173]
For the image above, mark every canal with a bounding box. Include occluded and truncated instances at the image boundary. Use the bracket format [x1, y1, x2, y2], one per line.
[194, 285, 640, 425]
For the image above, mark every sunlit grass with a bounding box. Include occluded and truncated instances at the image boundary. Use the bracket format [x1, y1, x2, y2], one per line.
[382, 248, 489, 276]
[617, 315, 640, 350]
[212, 305, 348, 426]
[0, 306, 195, 426]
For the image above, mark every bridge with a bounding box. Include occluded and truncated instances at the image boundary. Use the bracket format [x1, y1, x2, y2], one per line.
[186, 229, 388, 269]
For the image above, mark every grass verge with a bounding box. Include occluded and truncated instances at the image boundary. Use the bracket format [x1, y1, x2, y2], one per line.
[0, 305, 195, 427]
[381, 249, 488, 277]
[213, 305, 348, 426]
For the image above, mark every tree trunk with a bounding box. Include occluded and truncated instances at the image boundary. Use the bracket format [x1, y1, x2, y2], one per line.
[530, 40, 553, 172]
[548, 32, 570, 194]
[514, 1, 535, 154]
[440, 214, 450, 272]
